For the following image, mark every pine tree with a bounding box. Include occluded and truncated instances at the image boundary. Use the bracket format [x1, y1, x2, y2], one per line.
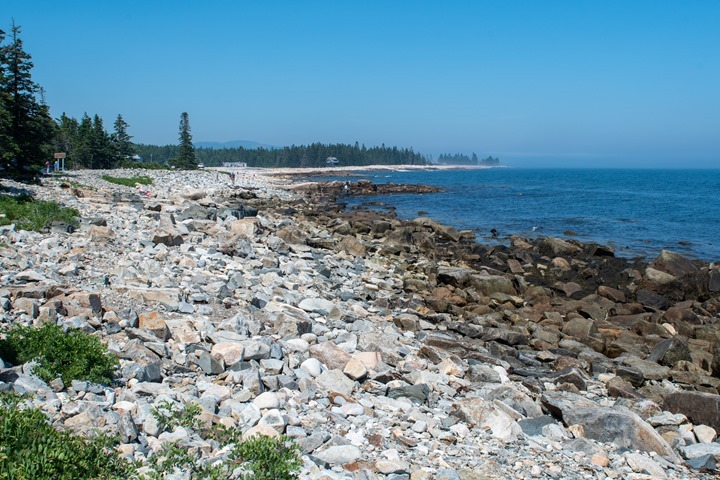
[72, 113, 94, 169]
[111, 114, 134, 160]
[0, 22, 54, 179]
[0, 28, 17, 166]
[90, 114, 117, 169]
[53, 113, 78, 165]
[174, 112, 197, 169]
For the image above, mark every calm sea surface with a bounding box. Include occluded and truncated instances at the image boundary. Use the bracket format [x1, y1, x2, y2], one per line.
[308, 168, 720, 262]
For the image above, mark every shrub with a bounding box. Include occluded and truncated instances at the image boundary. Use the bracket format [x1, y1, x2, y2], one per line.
[0, 323, 118, 385]
[232, 435, 301, 480]
[0, 394, 131, 479]
[151, 400, 203, 433]
[0, 194, 79, 232]
[101, 175, 153, 187]
[145, 401, 301, 479]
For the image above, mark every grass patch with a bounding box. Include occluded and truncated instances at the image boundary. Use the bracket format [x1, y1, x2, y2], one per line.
[101, 175, 153, 187]
[0, 194, 79, 232]
[0, 323, 119, 385]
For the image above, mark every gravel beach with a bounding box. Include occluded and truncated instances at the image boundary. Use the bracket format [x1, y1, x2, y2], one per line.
[1, 167, 719, 479]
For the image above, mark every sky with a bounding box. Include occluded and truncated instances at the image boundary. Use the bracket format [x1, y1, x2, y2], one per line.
[3, 1, 720, 167]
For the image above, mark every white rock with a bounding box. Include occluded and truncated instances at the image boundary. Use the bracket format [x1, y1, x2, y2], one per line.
[314, 445, 362, 465]
[254, 392, 280, 410]
[694, 424, 717, 443]
[300, 358, 323, 377]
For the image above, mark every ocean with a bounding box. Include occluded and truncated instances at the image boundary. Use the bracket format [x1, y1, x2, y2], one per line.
[308, 168, 720, 263]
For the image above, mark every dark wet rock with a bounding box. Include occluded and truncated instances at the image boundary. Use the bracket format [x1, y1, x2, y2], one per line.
[387, 384, 429, 404]
[635, 289, 670, 310]
[482, 328, 528, 346]
[664, 390, 720, 430]
[648, 337, 692, 367]
[651, 250, 699, 278]
[539, 237, 582, 256]
[545, 367, 589, 391]
[597, 285, 627, 303]
[615, 365, 645, 387]
[607, 375, 645, 399]
[662, 307, 700, 325]
[709, 269, 720, 292]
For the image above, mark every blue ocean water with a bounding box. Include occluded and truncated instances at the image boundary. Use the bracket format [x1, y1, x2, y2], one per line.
[313, 168, 720, 262]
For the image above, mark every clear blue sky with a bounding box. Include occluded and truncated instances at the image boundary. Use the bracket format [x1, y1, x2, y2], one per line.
[4, 1, 720, 167]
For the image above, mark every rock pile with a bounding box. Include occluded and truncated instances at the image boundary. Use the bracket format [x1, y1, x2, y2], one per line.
[1, 168, 719, 479]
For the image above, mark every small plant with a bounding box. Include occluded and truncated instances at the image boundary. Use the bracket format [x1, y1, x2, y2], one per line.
[144, 443, 227, 480]
[232, 435, 301, 480]
[150, 400, 203, 433]
[0, 323, 119, 385]
[0, 194, 79, 232]
[145, 401, 301, 479]
[101, 175, 153, 187]
[0, 396, 132, 479]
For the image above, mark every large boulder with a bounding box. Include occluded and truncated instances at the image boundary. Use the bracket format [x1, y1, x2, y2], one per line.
[539, 237, 582, 256]
[563, 406, 678, 460]
[664, 391, 720, 431]
[650, 250, 699, 278]
[451, 396, 523, 441]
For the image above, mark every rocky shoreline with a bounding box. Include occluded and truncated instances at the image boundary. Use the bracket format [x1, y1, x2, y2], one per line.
[1, 168, 720, 479]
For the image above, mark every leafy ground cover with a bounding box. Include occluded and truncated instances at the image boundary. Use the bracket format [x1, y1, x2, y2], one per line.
[0, 193, 79, 232]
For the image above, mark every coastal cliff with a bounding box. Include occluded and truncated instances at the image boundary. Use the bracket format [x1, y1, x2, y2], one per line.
[1, 168, 719, 478]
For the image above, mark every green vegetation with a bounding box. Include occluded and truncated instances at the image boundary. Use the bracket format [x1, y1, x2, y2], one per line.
[0, 393, 131, 479]
[0, 23, 55, 180]
[232, 435, 301, 480]
[0, 323, 119, 385]
[102, 174, 153, 187]
[172, 112, 198, 170]
[151, 401, 203, 432]
[0, 194, 79, 232]
[437, 153, 500, 166]
[136, 141, 430, 168]
[0, 385, 302, 479]
[145, 400, 301, 480]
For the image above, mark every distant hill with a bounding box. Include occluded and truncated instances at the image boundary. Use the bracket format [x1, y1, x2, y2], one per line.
[194, 140, 277, 150]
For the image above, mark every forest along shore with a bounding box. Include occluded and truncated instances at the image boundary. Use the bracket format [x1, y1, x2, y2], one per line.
[1, 168, 720, 479]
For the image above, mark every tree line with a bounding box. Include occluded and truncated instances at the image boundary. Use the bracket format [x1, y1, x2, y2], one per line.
[1, 21, 496, 180]
[436, 153, 500, 166]
[135, 142, 429, 168]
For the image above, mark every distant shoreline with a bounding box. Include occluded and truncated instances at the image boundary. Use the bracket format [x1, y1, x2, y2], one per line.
[210, 163, 506, 176]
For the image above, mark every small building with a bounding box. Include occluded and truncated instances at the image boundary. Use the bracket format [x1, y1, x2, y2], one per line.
[326, 157, 339, 165]
[223, 162, 247, 168]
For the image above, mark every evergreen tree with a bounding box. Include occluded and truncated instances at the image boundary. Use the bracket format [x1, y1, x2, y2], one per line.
[0, 22, 54, 179]
[174, 112, 197, 169]
[53, 113, 78, 164]
[111, 114, 134, 159]
[0, 28, 17, 166]
[72, 113, 94, 169]
[90, 114, 117, 169]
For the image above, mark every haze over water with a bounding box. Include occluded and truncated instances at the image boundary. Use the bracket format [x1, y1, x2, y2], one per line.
[322, 168, 720, 262]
